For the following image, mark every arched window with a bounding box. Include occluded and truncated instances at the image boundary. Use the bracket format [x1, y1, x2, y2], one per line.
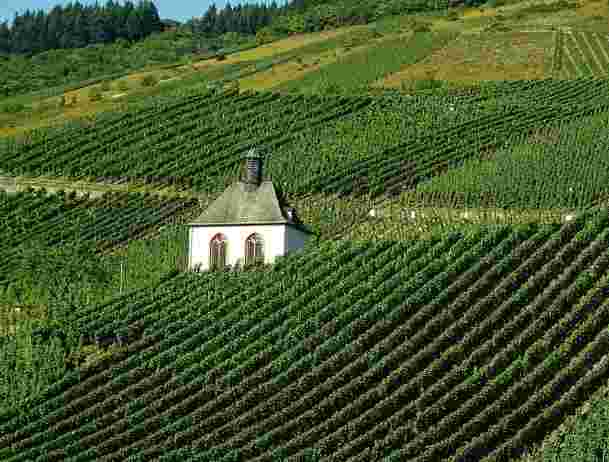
[245, 233, 264, 265]
[210, 233, 227, 270]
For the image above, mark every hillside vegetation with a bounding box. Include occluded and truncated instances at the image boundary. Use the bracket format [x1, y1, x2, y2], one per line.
[2, 0, 605, 135]
[2, 80, 609, 207]
[0, 188, 198, 416]
[2, 212, 609, 460]
[2, 0, 609, 460]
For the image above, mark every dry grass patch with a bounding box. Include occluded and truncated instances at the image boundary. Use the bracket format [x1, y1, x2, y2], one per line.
[0, 127, 19, 137]
[462, 6, 498, 17]
[0, 304, 48, 337]
[237, 35, 391, 92]
[526, 127, 562, 145]
[190, 26, 368, 72]
[379, 31, 554, 86]
[238, 59, 325, 91]
[233, 26, 365, 61]
[0, 100, 127, 139]
[576, 0, 609, 17]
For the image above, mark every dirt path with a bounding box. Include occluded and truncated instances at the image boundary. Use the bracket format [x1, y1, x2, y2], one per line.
[0, 175, 202, 201]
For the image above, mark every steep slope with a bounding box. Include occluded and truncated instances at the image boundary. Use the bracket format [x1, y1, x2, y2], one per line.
[0, 89, 375, 194]
[2, 209, 609, 460]
[0, 189, 199, 287]
[413, 106, 609, 210]
[3, 80, 609, 204]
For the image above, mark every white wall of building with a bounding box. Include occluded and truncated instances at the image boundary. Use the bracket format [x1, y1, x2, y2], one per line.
[189, 224, 289, 270]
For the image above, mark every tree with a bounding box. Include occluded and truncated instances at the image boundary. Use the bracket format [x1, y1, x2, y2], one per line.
[224, 2, 235, 32]
[303, 11, 321, 32]
[32, 10, 47, 54]
[291, 0, 306, 10]
[46, 6, 63, 50]
[138, 1, 163, 36]
[214, 7, 227, 35]
[117, 1, 135, 38]
[202, 3, 218, 35]
[10, 11, 29, 53]
[57, 10, 75, 48]
[126, 9, 142, 41]
[89, 9, 110, 43]
[72, 12, 89, 48]
[0, 22, 11, 54]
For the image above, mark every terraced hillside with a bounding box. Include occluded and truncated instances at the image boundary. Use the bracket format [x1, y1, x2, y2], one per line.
[559, 31, 609, 78]
[0, 189, 199, 286]
[2, 1, 609, 460]
[1, 209, 609, 460]
[414, 106, 609, 210]
[0, 89, 375, 194]
[3, 79, 609, 204]
[0, 188, 201, 418]
[273, 29, 459, 94]
[376, 30, 555, 84]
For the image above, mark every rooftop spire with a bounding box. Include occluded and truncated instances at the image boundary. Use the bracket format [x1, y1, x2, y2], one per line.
[241, 147, 263, 188]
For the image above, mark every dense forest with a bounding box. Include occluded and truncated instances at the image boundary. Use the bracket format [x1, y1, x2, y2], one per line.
[0, 0, 305, 57]
[0, 1, 164, 55]
[188, 1, 291, 37]
[0, 0, 400, 58]
[185, 0, 375, 37]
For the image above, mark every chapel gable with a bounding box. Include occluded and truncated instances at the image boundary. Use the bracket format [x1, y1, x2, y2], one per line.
[187, 148, 314, 272]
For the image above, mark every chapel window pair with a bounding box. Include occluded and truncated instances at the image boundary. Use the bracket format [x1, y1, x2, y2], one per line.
[209, 233, 264, 269]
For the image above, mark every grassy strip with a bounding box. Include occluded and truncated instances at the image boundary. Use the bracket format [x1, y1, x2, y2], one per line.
[276, 30, 458, 94]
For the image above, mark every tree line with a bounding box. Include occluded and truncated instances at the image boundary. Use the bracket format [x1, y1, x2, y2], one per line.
[187, 1, 292, 37]
[0, 0, 164, 55]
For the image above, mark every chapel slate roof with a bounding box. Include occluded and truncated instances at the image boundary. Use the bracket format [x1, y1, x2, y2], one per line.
[188, 180, 314, 234]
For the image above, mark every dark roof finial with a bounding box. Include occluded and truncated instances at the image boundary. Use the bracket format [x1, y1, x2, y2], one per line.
[241, 147, 263, 187]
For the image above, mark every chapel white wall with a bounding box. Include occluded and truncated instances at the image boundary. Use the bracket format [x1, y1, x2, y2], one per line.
[189, 224, 286, 270]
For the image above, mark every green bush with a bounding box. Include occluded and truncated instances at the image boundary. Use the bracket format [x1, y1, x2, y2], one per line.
[518, 0, 577, 15]
[413, 22, 431, 33]
[116, 80, 130, 92]
[100, 80, 112, 92]
[0, 102, 25, 113]
[256, 26, 276, 45]
[403, 77, 444, 93]
[541, 396, 609, 462]
[88, 87, 102, 101]
[140, 74, 158, 87]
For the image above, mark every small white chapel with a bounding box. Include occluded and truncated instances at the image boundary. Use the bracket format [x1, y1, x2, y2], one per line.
[187, 148, 314, 271]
